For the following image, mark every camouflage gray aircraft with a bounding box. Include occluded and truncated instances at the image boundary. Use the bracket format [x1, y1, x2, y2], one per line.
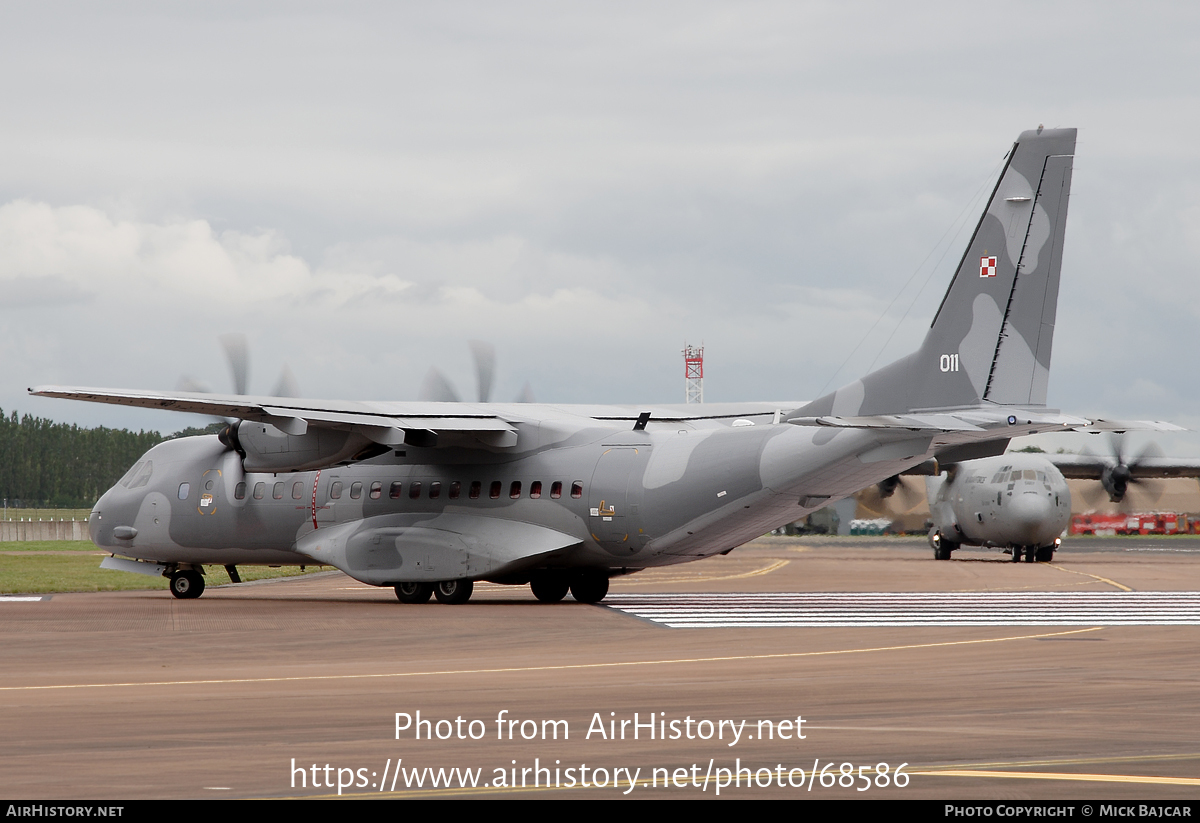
[36, 126, 1110, 603]
[883, 435, 1199, 563]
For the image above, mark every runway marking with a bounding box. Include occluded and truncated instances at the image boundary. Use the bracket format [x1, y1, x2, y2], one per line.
[0, 596, 48, 601]
[602, 591, 1200, 628]
[916, 769, 1200, 786]
[301, 763, 1200, 798]
[1046, 563, 1133, 592]
[0, 626, 1101, 692]
[924, 751, 1200, 771]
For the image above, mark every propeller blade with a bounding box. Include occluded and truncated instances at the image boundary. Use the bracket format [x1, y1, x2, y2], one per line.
[177, 376, 212, 394]
[219, 333, 250, 396]
[515, 382, 536, 404]
[893, 476, 926, 511]
[1080, 481, 1110, 508]
[271, 364, 301, 398]
[418, 367, 461, 402]
[468, 340, 496, 403]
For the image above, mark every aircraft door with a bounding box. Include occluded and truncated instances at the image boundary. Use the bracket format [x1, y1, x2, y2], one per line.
[314, 472, 340, 526]
[589, 447, 648, 556]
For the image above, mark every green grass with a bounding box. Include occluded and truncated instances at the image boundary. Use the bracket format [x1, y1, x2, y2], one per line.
[0, 543, 328, 594]
[0, 540, 100, 552]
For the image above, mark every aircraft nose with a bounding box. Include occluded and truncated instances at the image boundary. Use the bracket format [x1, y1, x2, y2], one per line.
[88, 484, 126, 546]
[1005, 491, 1059, 545]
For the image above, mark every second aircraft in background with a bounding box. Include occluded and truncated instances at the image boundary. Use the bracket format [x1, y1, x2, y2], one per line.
[897, 437, 1200, 562]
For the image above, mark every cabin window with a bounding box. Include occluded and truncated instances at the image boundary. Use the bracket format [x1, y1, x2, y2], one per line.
[510, 481, 522, 499]
[409, 481, 422, 499]
[429, 481, 441, 499]
[253, 482, 266, 500]
[390, 482, 403, 499]
[177, 482, 190, 500]
[550, 481, 562, 499]
[571, 481, 583, 499]
[330, 481, 343, 500]
[273, 482, 284, 500]
[469, 481, 481, 500]
[449, 481, 461, 500]
[370, 481, 383, 499]
[530, 481, 542, 499]
[234, 482, 246, 500]
[350, 482, 362, 500]
[489, 481, 502, 499]
[292, 481, 304, 500]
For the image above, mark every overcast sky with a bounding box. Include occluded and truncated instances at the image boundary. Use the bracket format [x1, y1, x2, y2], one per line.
[3, 2, 1199, 455]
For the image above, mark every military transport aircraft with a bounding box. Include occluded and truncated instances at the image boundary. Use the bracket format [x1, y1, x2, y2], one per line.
[34, 126, 1105, 604]
[910, 439, 1200, 563]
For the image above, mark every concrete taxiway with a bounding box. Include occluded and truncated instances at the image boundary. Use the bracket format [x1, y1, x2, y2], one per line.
[1, 535, 1198, 799]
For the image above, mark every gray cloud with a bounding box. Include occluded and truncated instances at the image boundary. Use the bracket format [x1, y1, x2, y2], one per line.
[0, 2, 1198, 442]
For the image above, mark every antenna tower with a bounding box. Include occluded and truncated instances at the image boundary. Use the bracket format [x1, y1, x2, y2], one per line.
[683, 343, 704, 404]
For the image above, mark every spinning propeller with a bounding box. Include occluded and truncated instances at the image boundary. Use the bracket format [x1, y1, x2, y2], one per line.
[178, 333, 301, 399]
[1080, 433, 1165, 507]
[418, 340, 535, 403]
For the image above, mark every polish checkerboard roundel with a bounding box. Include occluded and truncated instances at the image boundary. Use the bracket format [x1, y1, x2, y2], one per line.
[979, 255, 997, 278]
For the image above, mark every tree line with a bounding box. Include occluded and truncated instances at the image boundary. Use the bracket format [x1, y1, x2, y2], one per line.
[0, 409, 187, 508]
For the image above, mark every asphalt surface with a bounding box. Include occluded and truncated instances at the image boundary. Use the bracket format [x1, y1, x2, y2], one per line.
[2, 535, 1198, 800]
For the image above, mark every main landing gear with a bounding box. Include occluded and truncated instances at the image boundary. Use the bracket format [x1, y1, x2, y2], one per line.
[394, 579, 474, 604]
[528, 571, 609, 604]
[168, 569, 205, 599]
[1009, 545, 1056, 563]
[394, 582, 432, 604]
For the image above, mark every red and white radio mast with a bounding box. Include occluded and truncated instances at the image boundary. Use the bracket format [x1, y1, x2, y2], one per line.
[683, 343, 704, 404]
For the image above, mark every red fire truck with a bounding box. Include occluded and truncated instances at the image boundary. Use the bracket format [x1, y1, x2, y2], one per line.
[1070, 512, 1190, 536]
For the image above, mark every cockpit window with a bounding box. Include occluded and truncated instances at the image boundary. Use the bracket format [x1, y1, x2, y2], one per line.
[128, 462, 153, 489]
[1023, 470, 1036, 480]
[119, 462, 144, 488]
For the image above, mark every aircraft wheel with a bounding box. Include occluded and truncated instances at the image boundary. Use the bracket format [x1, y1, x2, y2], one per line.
[570, 573, 609, 604]
[394, 582, 432, 604]
[434, 579, 474, 605]
[933, 541, 956, 561]
[1023, 546, 1036, 563]
[1035, 546, 1055, 563]
[169, 570, 205, 599]
[530, 575, 570, 603]
[1009, 547, 1023, 563]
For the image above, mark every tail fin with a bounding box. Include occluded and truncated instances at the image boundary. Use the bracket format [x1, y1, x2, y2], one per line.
[797, 126, 1076, 418]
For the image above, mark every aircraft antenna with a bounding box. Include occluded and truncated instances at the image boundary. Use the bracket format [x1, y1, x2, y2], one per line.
[683, 343, 704, 404]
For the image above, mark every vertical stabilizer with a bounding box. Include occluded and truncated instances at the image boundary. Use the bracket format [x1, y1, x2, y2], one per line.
[794, 127, 1076, 419]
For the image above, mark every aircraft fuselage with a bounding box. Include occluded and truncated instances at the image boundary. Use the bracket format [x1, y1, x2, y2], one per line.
[89, 413, 923, 585]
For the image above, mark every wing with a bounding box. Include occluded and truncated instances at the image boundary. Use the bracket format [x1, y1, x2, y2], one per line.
[1051, 453, 1200, 480]
[30, 385, 523, 447]
[29, 385, 804, 451]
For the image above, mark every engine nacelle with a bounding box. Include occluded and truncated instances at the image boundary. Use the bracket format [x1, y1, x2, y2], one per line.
[226, 420, 387, 472]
